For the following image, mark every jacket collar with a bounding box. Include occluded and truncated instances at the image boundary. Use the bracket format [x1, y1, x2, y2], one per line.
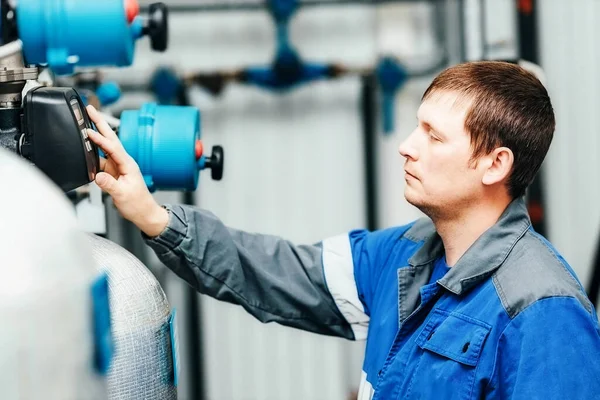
[406, 197, 531, 295]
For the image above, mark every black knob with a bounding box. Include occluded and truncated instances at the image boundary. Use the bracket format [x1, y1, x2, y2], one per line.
[18, 140, 33, 159]
[204, 145, 224, 181]
[143, 3, 168, 52]
[1, 0, 19, 44]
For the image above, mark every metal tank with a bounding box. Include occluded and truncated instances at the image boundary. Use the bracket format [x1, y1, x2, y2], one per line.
[85, 233, 179, 400]
[0, 148, 110, 399]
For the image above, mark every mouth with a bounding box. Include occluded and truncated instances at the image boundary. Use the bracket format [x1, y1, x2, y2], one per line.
[405, 170, 418, 180]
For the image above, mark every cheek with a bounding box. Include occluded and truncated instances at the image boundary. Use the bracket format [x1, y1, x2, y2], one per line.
[428, 149, 472, 185]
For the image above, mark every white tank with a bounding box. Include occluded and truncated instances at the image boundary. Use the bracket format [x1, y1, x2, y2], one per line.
[0, 149, 110, 399]
[85, 233, 178, 400]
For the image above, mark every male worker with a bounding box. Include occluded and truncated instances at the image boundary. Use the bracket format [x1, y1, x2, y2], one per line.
[86, 61, 600, 399]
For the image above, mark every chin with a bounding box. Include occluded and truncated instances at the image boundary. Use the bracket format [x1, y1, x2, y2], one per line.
[404, 184, 421, 203]
[404, 190, 439, 219]
[404, 189, 425, 209]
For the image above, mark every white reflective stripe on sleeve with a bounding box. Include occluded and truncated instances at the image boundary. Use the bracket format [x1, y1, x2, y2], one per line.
[322, 234, 369, 340]
[357, 370, 374, 400]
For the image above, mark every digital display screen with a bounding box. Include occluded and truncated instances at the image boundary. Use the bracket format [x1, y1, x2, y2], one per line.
[70, 99, 84, 126]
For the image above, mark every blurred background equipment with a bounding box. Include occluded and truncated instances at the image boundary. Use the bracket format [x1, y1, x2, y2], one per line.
[0, 2, 188, 399]
[2, 0, 600, 399]
[101, 1, 536, 400]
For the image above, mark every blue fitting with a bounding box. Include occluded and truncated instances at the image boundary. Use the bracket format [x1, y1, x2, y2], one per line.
[17, 0, 139, 75]
[273, 46, 303, 85]
[119, 103, 202, 191]
[376, 57, 408, 134]
[91, 273, 114, 376]
[242, 0, 331, 91]
[96, 82, 122, 107]
[197, 156, 206, 170]
[243, 61, 332, 91]
[243, 44, 331, 91]
[268, 0, 298, 23]
[150, 68, 183, 105]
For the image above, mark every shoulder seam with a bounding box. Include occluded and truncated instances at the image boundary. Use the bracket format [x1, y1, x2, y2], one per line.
[486, 295, 595, 392]
[528, 231, 593, 314]
[528, 232, 584, 294]
[493, 231, 593, 317]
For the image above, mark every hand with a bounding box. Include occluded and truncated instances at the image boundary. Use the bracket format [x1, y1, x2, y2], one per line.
[85, 105, 169, 237]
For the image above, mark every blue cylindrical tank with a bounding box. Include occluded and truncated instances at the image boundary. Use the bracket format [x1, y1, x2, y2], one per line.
[120, 103, 201, 191]
[17, 0, 143, 75]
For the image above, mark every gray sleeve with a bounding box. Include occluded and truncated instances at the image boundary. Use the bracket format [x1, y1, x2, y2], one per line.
[143, 204, 356, 339]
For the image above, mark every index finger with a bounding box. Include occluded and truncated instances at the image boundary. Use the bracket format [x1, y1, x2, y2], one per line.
[86, 105, 119, 142]
[87, 129, 136, 175]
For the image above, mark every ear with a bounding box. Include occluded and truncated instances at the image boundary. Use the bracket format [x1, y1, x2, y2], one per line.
[481, 147, 514, 186]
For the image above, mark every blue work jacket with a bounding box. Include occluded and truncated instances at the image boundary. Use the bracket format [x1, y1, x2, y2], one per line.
[146, 197, 600, 399]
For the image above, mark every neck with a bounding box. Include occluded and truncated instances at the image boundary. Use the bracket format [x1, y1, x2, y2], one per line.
[434, 196, 512, 266]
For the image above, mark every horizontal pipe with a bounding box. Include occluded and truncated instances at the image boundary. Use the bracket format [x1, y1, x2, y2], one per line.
[140, 0, 438, 13]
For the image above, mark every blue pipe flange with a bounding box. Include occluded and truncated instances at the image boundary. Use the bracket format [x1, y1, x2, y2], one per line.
[96, 82, 122, 107]
[376, 57, 408, 134]
[150, 67, 183, 105]
[119, 103, 223, 192]
[16, 0, 168, 75]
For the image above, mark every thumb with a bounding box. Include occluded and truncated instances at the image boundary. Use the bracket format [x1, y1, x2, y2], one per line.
[95, 172, 120, 196]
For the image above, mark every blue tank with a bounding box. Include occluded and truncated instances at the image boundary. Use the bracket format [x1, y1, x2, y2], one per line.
[16, 0, 167, 75]
[119, 104, 203, 192]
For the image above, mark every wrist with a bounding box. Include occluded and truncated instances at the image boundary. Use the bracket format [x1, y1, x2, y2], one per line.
[137, 204, 169, 238]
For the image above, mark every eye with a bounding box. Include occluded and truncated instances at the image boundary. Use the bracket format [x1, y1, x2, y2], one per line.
[424, 128, 440, 142]
[428, 133, 441, 142]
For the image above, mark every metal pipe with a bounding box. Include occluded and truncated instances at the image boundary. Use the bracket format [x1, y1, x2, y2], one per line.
[516, 0, 547, 238]
[177, 84, 206, 400]
[141, 0, 439, 13]
[457, 0, 467, 63]
[0, 39, 22, 59]
[479, 0, 487, 59]
[360, 73, 378, 232]
[588, 241, 600, 306]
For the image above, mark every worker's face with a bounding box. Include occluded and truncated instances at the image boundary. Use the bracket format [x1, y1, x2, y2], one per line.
[398, 91, 483, 218]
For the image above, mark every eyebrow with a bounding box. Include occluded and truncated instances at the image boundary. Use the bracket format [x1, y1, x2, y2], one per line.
[417, 116, 447, 139]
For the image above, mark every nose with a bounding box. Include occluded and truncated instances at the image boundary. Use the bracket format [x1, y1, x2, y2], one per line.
[398, 131, 418, 161]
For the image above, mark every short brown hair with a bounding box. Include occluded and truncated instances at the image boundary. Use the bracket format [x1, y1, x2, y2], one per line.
[422, 61, 555, 199]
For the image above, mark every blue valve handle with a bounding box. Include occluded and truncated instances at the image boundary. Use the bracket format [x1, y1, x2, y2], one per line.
[376, 57, 408, 134]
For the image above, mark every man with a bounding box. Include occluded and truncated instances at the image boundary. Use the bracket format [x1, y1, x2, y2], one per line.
[86, 61, 600, 399]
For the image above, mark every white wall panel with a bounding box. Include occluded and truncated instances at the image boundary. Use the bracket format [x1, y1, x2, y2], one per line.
[110, 2, 600, 398]
[539, 0, 600, 292]
[107, 5, 378, 400]
[193, 78, 369, 400]
[103, 2, 526, 399]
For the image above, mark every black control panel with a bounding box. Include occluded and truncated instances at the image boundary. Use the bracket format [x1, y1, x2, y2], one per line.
[19, 87, 100, 192]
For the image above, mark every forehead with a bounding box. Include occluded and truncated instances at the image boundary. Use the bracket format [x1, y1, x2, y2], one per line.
[417, 90, 471, 137]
